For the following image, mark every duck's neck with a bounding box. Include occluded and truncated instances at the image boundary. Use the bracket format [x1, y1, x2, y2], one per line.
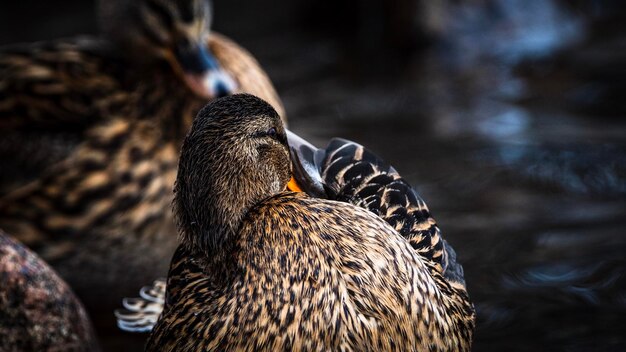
[174, 162, 266, 257]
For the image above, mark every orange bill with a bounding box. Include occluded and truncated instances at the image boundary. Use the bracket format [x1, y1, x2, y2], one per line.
[287, 176, 303, 192]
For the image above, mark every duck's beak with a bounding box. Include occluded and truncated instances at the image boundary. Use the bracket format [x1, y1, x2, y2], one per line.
[169, 40, 237, 99]
[286, 130, 327, 198]
[287, 177, 303, 192]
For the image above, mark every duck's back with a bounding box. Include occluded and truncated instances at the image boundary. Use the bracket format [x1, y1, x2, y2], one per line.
[149, 192, 473, 352]
[0, 37, 127, 193]
[0, 36, 189, 313]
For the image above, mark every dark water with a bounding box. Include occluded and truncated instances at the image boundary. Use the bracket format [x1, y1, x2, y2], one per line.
[1, 0, 625, 351]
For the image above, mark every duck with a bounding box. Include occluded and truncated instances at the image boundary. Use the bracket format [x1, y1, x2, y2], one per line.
[0, 229, 99, 351]
[131, 93, 474, 351]
[0, 0, 284, 332]
[116, 118, 472, 335]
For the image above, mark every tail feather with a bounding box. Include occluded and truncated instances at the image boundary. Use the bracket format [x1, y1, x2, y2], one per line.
[114, 279, 166, 333]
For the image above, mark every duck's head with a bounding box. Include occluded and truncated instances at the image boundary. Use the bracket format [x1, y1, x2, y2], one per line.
[174, 94, 290, 255]
[98, 0, 236, 98]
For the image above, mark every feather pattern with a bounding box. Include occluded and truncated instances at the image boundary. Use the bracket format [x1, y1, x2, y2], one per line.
[115, 134, 470, 333]
[116, 95, 474, 351]
[0, 16, 284, 326]
[313, 137, 465, 285]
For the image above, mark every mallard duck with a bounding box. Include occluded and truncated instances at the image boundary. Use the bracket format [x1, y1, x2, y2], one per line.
[116, 119, 472, 335]
[0, 0, 284, 329]
[0, 230, 98, 351]
[131, 94, 474, 351]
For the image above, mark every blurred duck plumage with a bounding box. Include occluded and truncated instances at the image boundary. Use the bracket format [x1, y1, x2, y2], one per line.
[120, 94, 474, 351]
[0, 0, 283, 324]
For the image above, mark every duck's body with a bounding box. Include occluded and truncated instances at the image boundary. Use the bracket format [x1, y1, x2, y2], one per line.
[151, 192, 473, 351]
[0, 230, 98, 351]
[0, 0, 283, 329]
[117, 130, 471, 335]
[139, 94, 474, 351]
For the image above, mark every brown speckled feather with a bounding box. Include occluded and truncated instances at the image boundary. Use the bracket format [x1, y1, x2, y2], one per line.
[116, 128, 473, 338]
[0, 34, 284, 194]
[0, 38, 121, 194]
[141, 94, 474, 351]
[150, 193, 474, 351]
[293, 136, 466, 285]
[0, 230, 98, 351]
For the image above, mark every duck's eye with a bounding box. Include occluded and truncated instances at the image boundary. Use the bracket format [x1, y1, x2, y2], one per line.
[253, 127, 283, 143]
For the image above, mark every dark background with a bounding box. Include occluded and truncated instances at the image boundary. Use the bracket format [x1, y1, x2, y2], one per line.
[1, 0, 625, 351]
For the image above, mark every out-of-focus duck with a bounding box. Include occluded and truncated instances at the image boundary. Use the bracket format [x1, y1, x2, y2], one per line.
[0, 0, 284, 325]
[121, 94, 475, 351]
[0, 230, 99, 351]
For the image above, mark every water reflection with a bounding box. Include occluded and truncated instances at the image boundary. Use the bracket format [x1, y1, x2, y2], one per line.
[437, 0, 584, 67]
[478, 144, 626, 196]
